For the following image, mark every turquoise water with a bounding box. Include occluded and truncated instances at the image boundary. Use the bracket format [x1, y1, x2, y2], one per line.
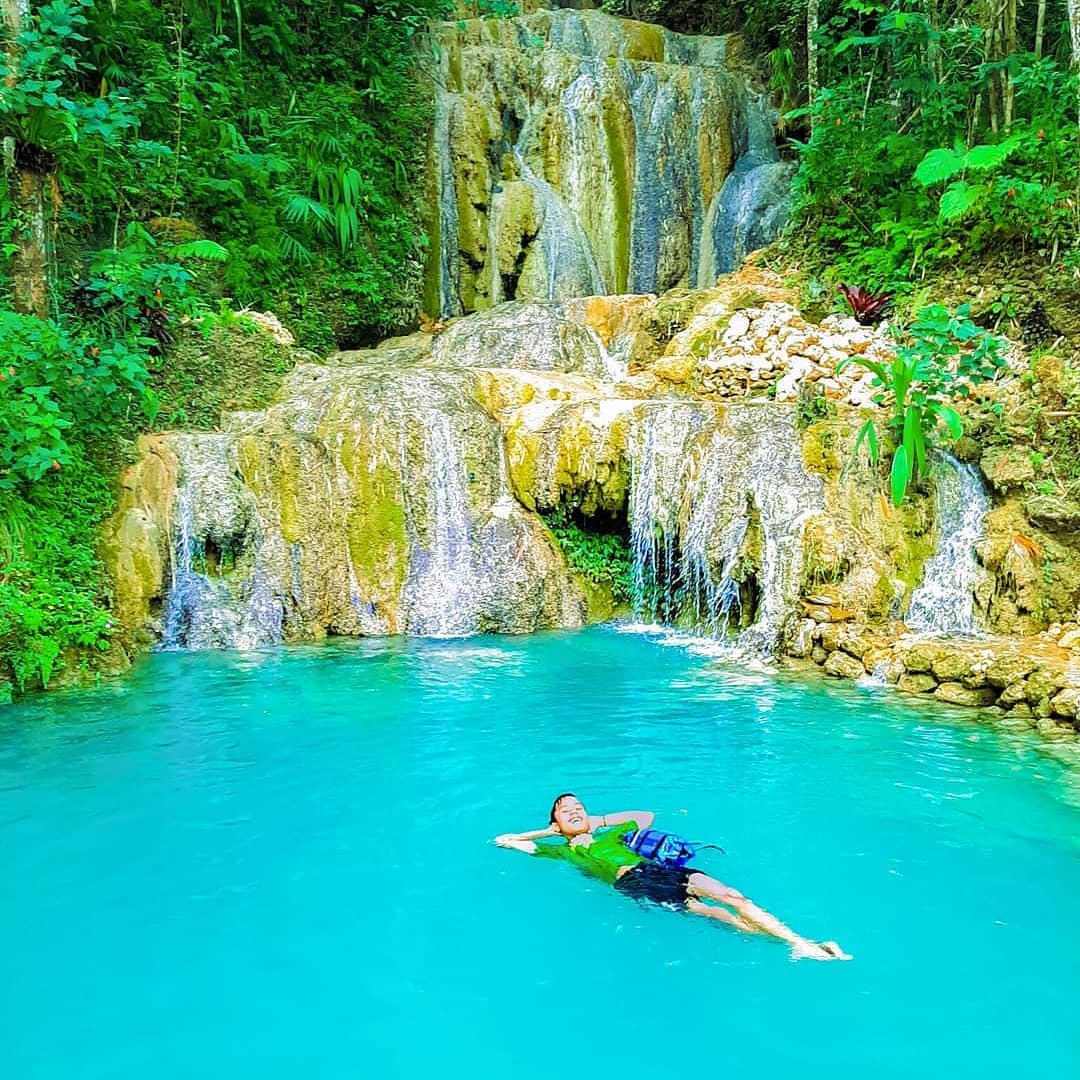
[2, 628, 1078, 1078]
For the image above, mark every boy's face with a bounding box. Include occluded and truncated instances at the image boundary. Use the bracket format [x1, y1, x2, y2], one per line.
[551, 795, 590, 837]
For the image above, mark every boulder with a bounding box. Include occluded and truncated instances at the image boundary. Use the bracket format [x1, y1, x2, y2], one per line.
[899, 642, 945, 674]
[1026, 666, 1067, 703]
[863, 647, 904, 683]
[931, 651, 974, 682]
[980, 446, 1035, 492]
[1022, 494, 1080, 533]
[1036, 718, 1077, 740]
[998, 680, 1029, 707]
[1050, 687, 1080, 718]
[898, 673, 938, 694]
[1009, 702, 1034, 718]
[934, 682, 998, 707]
[985, 653, 1038, 688]
[824, 651, 866, 680]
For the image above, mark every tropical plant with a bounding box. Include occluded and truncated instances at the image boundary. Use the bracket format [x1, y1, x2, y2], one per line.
[840, 305, 1007, 505]
[838, 283, 891, 323]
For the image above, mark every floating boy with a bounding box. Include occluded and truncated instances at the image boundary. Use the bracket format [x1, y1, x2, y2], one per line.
[495, 793, 849, 961]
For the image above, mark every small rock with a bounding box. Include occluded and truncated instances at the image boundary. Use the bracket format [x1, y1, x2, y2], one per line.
[1009, 702, 1033, 718]
[1033, 696, 1054, 719]
[1057, 629, 1080, 650]
[898, 673, 937, 694]
[824, 651, 866, 680]
[723, 312, 750, 342]
[811, 645, 828, 665]
[979, 446, 1035, 492]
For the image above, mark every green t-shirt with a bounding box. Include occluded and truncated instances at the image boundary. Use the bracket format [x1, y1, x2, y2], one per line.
[533, 820, 643, 885]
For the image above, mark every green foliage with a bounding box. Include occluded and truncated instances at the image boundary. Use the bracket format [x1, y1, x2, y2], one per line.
[0, 449, 115, 694]
[0, 308, 159, 488]
[544, 509, 633, 604]
[790, 7, 1080, 287]
[841, 305, 1006, 504]
[0, 0, 139, 154]
[0, 0, 456, 344]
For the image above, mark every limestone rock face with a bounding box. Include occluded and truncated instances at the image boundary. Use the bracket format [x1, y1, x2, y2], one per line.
[104, 315, 605, 649]
[425, 8, 790, 316]
[99, 435, 177, 633]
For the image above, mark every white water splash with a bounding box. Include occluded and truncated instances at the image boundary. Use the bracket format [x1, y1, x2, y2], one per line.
[907, 456, 989, 635]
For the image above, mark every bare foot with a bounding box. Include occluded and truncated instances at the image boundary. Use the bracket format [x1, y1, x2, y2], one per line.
[822, 940, 852, 960]
[790, 939, 851, 961]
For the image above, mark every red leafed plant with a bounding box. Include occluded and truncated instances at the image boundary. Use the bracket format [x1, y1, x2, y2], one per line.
[838, 283, 891, 324]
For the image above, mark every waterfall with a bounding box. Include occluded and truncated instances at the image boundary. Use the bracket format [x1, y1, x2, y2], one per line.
[629, 403, 707, 621]
[906, 456, 989, 635]
[401, 414, 480, 637]
[628, 403, 823, 652]
[517, 156, 604, 303]
[161, 436, 283, 650]
[698, 93, 794, 285]
[427, 8, 791, 316]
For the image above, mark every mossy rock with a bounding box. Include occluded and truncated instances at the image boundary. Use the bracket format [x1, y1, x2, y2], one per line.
[157, 320, 295, 431]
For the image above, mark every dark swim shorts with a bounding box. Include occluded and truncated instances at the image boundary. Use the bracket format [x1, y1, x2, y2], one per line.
[614, 863, 697, 908]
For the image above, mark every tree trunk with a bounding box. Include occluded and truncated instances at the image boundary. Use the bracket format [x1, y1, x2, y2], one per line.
[1034, 0, 1047, 59]
[3, 0, 53, 320]
[1002, 0, 1017, 129]
[1068, 0, 1080, 131]
[807, 0, 819, 127]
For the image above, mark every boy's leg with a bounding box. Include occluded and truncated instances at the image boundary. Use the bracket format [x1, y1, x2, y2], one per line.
[687, 872, 849, 959]
[686, 898, 756, 932]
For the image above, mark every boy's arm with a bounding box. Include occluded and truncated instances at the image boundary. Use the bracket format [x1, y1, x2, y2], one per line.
[589, 810, 655, 830]
[494, 825, 558, 853]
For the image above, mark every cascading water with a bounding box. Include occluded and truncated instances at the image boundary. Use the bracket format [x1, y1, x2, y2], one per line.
[161, 436, 284, 650]
[517, 155, 604, 302]
[697, 92, 795, 285]
[426, 8, 792, 316]
[401, 414, 481, 637]
[682, 407, 824, 651]
[629, 403, 708, 621]
[628, 403, 824, 652]
[906, 456, 989, 635]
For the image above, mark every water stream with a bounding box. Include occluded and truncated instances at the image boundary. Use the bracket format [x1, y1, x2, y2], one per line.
[907, 455, 990, 635]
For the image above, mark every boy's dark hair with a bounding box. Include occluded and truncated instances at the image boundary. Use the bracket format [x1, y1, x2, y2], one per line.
[549, 792, 577, 823]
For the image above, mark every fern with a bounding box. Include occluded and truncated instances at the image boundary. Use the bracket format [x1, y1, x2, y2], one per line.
[169, 239, 230, 262]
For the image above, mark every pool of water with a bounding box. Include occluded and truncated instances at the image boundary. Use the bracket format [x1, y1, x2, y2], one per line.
[2, 627, 1078, 1078]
